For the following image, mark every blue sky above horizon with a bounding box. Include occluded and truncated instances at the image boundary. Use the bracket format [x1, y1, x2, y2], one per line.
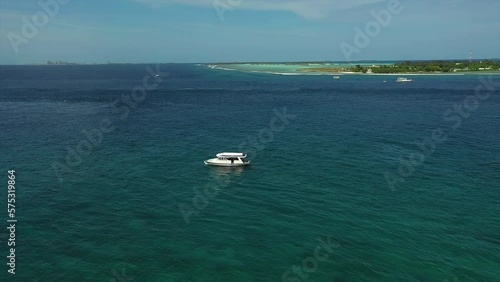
[0, 0, 499, 64]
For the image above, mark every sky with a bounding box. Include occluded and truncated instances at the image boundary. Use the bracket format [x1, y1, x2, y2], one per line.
[0, 0, 499, 64]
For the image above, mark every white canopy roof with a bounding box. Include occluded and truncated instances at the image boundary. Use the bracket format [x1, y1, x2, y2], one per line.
[216, 152, 247, 158]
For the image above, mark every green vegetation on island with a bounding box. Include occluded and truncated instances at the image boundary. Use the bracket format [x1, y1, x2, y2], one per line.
[364, 60, 500, 73]
[304, 60, 500, 74]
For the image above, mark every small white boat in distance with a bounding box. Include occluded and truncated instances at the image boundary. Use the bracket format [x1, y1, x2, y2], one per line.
[204, 152, 250, 167]
[333, 76, 340, 79]
[396, 77, 413, 82]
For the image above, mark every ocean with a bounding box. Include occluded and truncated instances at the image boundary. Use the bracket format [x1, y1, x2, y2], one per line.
[0, 64, 499, 281]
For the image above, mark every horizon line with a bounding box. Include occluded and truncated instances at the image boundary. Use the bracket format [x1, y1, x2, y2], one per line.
[2, 58, 500, 66]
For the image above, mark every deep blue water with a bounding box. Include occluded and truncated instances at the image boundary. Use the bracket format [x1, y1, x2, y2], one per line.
[0, 64, 499, 281]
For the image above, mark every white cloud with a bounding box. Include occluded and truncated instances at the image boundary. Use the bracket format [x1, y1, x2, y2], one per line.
[132, 0, 384, 19]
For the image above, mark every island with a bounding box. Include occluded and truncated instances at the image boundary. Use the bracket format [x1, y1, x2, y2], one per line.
[208, 60, 500, 75]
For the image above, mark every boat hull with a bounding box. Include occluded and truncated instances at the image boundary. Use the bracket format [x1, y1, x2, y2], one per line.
[204, 158, 250, 167]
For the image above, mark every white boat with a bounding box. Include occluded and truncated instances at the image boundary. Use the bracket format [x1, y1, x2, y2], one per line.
[333, 76, 340, 79]
[204, 152, 250, 167]
[396, 77, 413, 82]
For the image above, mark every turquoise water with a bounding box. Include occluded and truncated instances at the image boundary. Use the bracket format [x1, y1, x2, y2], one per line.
[213, 62, 400, 74]
[0, 64, 499, 281]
